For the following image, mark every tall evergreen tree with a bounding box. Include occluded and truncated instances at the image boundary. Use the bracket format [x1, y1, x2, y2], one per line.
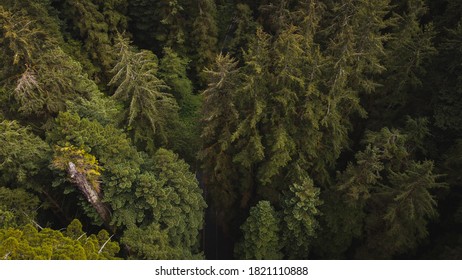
[109, 36, 179, 152]
[199, 53, 241, 229]
[60, 0, 128, 80]
[191, 0, 219, 82]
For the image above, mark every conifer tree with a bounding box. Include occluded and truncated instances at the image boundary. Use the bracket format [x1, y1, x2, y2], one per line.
[128, 0, 188, 54]
[61, 0, 128, 79]
[48, 113, 206, 257]
[331, 123, 444, 259]
[219, 3, 258, 60]
[109, 36, 179, 152]
[199, 53, 241, 229]
[0, 120, 50, 190]
[282, 179, 322, 259]
[370, 0, 436, 126]
[191, 0, 219, 81]
[235, 201, 282, 260]
[159, 47, 201, 163]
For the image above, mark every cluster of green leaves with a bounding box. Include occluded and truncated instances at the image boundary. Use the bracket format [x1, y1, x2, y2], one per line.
[0, 220, 119, 260]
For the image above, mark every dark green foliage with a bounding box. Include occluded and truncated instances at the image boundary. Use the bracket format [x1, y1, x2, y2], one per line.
[14, 48, 99, 121]
[121, 224, 190, 259]
[109, 36, 179, 152]
[369, 0, 437, 125]
[159, 48, 202, 162]
[0, 187, 40, 228]
[128, 0, 188, 54]
[433, 22, 462, 132]
[60, 0, 128, 79]
[47, 112, 205, 256]
[332, 124, 444, 259]
[159, 48, 194, 104]
[0, 120, 50, 189]
[219, 3, 258, 60]
[191, 0, 219, 80]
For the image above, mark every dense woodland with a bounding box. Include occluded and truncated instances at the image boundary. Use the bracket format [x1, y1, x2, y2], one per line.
[0, 0, 461, 260]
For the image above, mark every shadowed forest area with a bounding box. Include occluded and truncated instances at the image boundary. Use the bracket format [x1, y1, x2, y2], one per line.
[1, 0, 462, 260]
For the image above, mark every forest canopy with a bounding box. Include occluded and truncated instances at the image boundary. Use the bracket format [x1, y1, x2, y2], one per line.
[1, 0, 462, 260]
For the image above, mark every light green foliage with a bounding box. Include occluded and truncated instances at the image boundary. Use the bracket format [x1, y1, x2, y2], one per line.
[0, 0, 461, 261]
[66, 90, 123, 126]
[159, 47, 201, 162]
[14, 47, 100, 121]
[48, 113, 205, 256]
[0, 6, 47, 68]
[52, 144, 103, 193]
[235, 201, 282, 260]
[159, 47, 194, 105]
[0, 120, 50, 189]
[0, 187, 40, 228]
[0, 220, 119, 260]
[109, 36, 179, 152]
[282, 179, 322, 259]
[0, 6, 105, 124]
[134, 149, 206, 251]
[48, 112, 142, 225]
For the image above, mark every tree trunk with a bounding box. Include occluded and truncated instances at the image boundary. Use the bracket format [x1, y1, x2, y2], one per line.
[67, 162, 113, 230]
